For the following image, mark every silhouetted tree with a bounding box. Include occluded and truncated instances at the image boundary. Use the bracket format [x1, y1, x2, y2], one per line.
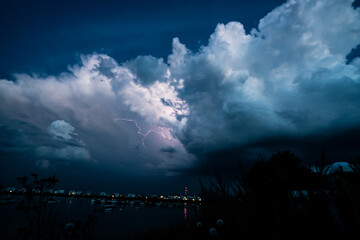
[197, 151, 342, 240]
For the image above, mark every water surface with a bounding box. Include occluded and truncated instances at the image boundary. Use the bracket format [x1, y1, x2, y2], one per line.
[0, 195, 198, 239]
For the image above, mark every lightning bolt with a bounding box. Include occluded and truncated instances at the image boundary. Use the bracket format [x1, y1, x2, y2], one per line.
[114, 118, 173, 147]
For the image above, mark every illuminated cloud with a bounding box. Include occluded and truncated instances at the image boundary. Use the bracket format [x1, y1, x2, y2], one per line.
[171, 0, 360, 157]
[36, 120, 93, 162]
[47, 120, 77, 141]
[0, 0, 359, 174]
[0, 54, 189, 171]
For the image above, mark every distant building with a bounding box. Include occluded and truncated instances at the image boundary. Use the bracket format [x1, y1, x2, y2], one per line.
[179, 195, 187, 200]
[127, 193, 136, 198]
[188, 196, 197, 201]
[292, 190, 309, 198]
[55, 190, 65, 194]
[114, 193, 120, 197]
[99, 192, 107, 197]
[5, 187, 16, 193]
[69, 190, 76, 195]
[85, 191, 93, 196]
[32, 188, 41, 194]
[17, 188, 27, 193]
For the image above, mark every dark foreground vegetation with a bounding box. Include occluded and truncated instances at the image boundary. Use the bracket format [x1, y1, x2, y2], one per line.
[137, 150, 360, 240]
[2, 150, 360, 239]
[5, 174, 99, 240]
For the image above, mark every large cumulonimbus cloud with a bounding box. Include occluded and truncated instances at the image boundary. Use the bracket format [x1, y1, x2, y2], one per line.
[0, 0, 359, 172]
[172, 0, 360, 156]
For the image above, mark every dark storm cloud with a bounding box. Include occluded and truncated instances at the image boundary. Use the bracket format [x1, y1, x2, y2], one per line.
[36, 146, 91, 162]
[160, 146, 177, 153]
[170, 0, 360, 165]
[0, 119, 92, 166]
[0, 0, 360, 181]
[0, 125, 31, 153]
[185, 127, 360, 176]
[36, 120, 93, 163]
[124, 56, 168, 85]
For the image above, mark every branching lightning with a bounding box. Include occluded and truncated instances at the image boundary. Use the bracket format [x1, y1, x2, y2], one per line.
[114, 118, 173, 148]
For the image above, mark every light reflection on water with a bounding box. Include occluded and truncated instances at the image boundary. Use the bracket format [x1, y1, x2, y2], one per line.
[184, 203, 187, 220]
[0, 195, 198, 240]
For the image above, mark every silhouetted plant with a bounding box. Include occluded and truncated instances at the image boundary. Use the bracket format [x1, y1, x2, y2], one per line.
[309, 148, 333, 199]
[14, 174, 60, 239]
[60, 212, 100, 240]
[348, 156, 360, 173]
[315, 147, 328, 175]
[13, 173, 99, 240]
[137, 150, 360, 240]
[231, 161, 248, 201]
[197, 151, 343, 240]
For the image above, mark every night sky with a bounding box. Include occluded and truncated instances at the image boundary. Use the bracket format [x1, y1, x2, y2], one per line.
[1, 0, 360, 194]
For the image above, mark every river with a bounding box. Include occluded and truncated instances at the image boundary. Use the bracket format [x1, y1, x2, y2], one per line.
[0, 195, 199, 239]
